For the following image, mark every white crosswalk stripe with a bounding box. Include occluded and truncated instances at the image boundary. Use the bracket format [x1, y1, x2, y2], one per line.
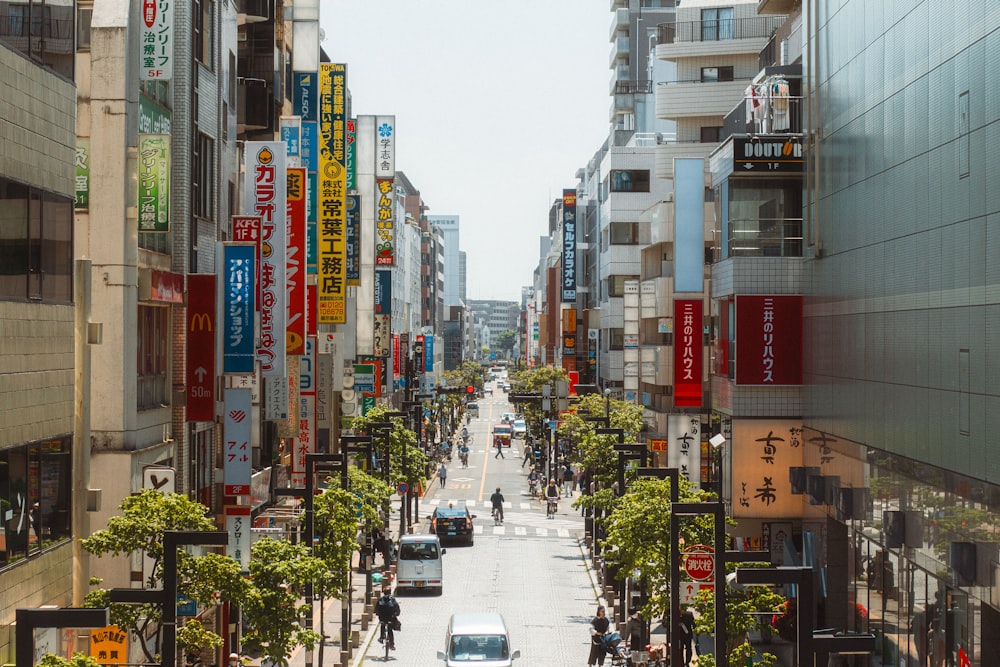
[493, 525, 506, 535]
[535, 528, 548, 537]
[514, 527, 526, 536]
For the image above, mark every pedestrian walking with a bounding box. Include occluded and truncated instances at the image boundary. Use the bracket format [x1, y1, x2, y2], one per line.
[439, 462, 448, 487]
[680, 606, 696, 666]
[494, 438, 505, 459]
[521, 440, 534, 467]
[588, 605, 610, 666]
[563, 464, 574, 497]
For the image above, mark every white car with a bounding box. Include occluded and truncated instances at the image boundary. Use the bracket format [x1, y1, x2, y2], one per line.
[512, 419, 527, 439]
[500, 412, 515, 424]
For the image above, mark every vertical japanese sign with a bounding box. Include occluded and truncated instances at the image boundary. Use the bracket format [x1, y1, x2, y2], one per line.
[139, 0, 173, 80]
[226, 506, 252, 572]
[346, 195, 361, 285]
[138, 134, 169, 232]
[224, 388, 252, 495]
[392, 334, 401, 379]
[186, 275, 216, 421]
[293, 72, 317, 122]
[668, 414, 701, 486]
[732, 420, 804, 518]
[317, 63, 348, 323]
[346, 119, 356, 191]
[75, 139, 90, 208]
[374, 269, 391, 357]
[280, 116, 302, 165]
[423, 335, 433, 373]
[231, 215, 261, 310]
[561, 190, 577, 302]
[243, 142, 287, 378]
[375, 115, 396, 265]
[735, 295, 803, 385]
[414, 336, 425, 374]
[293, 337, 316, 487]
[673, 299, 703, 407]
[222, 243, 256, 374]
[286, 168, 307, 355]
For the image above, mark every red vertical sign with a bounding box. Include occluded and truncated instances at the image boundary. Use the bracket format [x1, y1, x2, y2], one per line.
[392, 334, 400, 378]
[286, 169, 307, 354]
[673, 299, 703, 407]
[186, 274, 216, 421]
[735, 295, 802, 385]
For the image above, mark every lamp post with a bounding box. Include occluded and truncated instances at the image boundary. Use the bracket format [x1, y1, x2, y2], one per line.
[709, 433, 726, 510]
[16, 607, 109, 667]
[367, 421, 395, 539]
[735, 566, 876, 666]
[402, 395, 432, 531]
[611, 444, 645, 623]
[382, 411, 409, 537]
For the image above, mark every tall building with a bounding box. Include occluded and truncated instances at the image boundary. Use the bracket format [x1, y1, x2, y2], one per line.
[428, 215, 461, 306]
[0, 3, 78, 651]
[458, 250, 467, 304]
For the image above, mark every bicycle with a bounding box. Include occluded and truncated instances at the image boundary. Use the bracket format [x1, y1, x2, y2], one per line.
[492, 505, 504, 525]
[378, 620, 397, 659]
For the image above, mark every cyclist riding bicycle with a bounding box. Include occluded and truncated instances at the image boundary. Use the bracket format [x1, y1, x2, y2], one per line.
[490, 487, 505, 523]
[545, 479, 560, 518]
[375, 585, 401, 650]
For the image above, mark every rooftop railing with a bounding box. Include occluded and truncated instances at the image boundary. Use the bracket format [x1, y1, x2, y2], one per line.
[657, 16, 786, 45]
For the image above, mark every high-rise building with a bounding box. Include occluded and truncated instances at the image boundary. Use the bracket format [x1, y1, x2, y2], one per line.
[458, 250, 467, 304]
[428, 215, 461, 306]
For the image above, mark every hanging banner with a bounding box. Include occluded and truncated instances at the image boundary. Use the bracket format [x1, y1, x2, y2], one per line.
[735, 295, 803, 385]
[561, 190, 577, 302]
[673, 299, 703, 407]
[75, 139, 90, 208]
[186, 274, 216, 421]
[222, 243, 256, 374]
[293, 337, 316, 487]
[424, 335, 434, 373]
[346, 195, 361, 285]
[376, 178, 395, 265]
[317, 63, 348, 323]
[280, 116, 301, 162]
[668, 414, 702, 487]
[139, 0, 173, 80]
[243, 142, 287, 378]
[293, 72, 317, 121]
[226, 506, 252, 572]
[223, 388, 252, 495]
[346, 118, 357, 191]
[392, 334, 401, 378]
[286, 168, 307, 355]
[138, 134, 170, 232]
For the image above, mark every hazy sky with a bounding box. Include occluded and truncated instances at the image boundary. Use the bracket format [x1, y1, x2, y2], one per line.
[322, 1, 611, 303]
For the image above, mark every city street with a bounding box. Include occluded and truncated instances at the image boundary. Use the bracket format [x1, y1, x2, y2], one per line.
[357, 380, 601, 665]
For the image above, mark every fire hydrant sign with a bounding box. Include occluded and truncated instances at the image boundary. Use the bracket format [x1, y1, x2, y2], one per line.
[683, 545, 715, 582]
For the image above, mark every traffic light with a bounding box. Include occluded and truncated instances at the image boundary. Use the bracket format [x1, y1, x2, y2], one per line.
[436, 386, 467, 395]
[466, 385, 474, 394]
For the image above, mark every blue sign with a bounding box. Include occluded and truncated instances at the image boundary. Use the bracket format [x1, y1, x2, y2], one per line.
[222, 243, 255, 373]
[293, 72, 317, 121]
[300, 121, 318, 172]
[280, 118, 300, 157]
[424, 335, 434, 373]
[374, 268, 392, 314]
[346, 195, 360, 283]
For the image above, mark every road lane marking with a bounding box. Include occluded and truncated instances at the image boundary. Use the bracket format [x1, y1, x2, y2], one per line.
[515, 527, 526, 536]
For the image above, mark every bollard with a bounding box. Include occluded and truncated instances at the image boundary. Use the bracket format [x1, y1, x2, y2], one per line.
[340, 650, 349, 667]
[351, 629, 360, 648]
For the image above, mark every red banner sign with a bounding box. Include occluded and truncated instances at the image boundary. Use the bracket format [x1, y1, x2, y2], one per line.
[392, 334, 400, 378]
[150, 270, 184, 303]
[673, 299, 703, 407]
[186, 274, 215, 421]
[735, 295, 802, 385]
[286, 169, 307, 355]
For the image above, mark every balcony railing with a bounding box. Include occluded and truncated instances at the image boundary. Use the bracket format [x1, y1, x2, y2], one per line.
[723, 94, 803, 136]
[724, 217, 803, 258]
[615, 80, 652, 95]
[657, 16, 786, 45]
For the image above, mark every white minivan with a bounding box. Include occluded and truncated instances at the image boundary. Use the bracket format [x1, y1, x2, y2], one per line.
[437, 612, 521, 666]
[395, 534, 445, 595]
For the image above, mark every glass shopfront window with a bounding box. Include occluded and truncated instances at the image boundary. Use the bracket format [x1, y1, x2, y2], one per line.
[0, 436, 72, 566]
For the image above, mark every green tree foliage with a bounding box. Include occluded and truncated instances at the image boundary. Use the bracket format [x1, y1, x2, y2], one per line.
[562, 394, 644, 494]
[311, 485, 361, 594]
[38, 653, 104, 667]
[240, 537, 332, 665]
[691, 579, 783, 666]
[493, 329, 517, 356]
[506, 366, 570, 425]
[349, 405, 427, 491]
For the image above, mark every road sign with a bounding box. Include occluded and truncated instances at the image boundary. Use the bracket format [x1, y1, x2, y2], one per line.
[683, 546, 715, 582]
[397, 482, 408, 495]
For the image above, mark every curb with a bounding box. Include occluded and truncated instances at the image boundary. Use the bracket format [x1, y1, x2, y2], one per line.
[578, 537, 610, 611]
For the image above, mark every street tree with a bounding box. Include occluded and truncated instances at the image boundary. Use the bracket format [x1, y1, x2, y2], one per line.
[82, 490, 251, 663]
[691, 577, 784, 667]
[349, 405, 427, 494]
[494, 329, 517, 357]
[39, 653, 104, 667]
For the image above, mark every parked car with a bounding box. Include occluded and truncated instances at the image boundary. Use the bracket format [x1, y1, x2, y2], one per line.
[511, 419, 527, 439]
[430, 505, 476, 546]
[492, 424, 513, 447]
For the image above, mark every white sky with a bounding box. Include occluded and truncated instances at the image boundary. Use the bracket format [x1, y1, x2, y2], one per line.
[321, 1, 611, 303]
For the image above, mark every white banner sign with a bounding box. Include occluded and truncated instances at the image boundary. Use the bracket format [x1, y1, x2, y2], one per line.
[668, 414, 701, 487]
[226, 506, 252, 572]
[224, 389, 252, 495]
[139, 0, 173, 80]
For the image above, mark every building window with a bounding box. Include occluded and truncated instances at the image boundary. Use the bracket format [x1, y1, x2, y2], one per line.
[77, 6, 92, 50]
[610, 170, 651, 193]
[0, 178, 73, 303]
[192, 132, 215, 219]
[701, 8, 735, 41]
[610, 222, 639, 245]
[137, 305, 169, 410]
[701, 66, 734, 82]
[194, 0, 214, 66]
[606, 275, 638, 298]
[700, 126, 723, 143]
[0, 435, 73, 567]
[608, 328, 625, 351]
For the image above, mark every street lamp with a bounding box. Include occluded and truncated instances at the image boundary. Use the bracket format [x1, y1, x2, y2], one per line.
[382, 411, 409, 537]
[710, 433, 726, 509]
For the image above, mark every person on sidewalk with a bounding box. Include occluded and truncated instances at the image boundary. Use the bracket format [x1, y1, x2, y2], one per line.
[588, 605, 610, 666]
[494, 438, 505, 459]
[680, 605, 696, 666]
[439, 462, 448, 487]
[563, 463, 575, 497]
[521, 440, 534, 467]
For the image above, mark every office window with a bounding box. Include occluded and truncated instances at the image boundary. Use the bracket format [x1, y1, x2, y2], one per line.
[610, 170, 651, 193]
[194, 0, 214, 66]
[0, 178, 73, 303]
[701, 8, 735, 41]
[77, 6, 92, 50]
[610, 222, 639, 245]
[137, 306, 169, 410]
[192, 132, 215, 219]
[701, 66, 734, 82]
[700, 126, 723, 143]
[606, 275, 638, 297]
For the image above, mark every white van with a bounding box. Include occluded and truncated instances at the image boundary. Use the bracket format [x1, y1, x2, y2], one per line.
[437, 612, 521, 666]
[395, 534, 444, 595]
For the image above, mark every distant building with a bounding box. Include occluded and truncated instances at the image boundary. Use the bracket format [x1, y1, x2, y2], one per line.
[428, 215, 462, 306]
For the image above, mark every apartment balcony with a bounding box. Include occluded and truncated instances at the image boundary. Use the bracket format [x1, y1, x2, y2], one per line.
[720, 217, 803, 259]
[654, 140, 715, 180]
[236, 0, 273, 23]
[237, 77, 272, 132]
[655, 16, 785, 60]
[609, 36, 630, 66]
[722, 93, 803, 138]
[609, 80, 652, 120]
[609, 7, 629, 39]
[758, 0, 797, 15]
[657, 78, 749, 119]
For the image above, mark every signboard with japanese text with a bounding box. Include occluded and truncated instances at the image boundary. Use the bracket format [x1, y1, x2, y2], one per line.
[138, 134, 169, 232]
[374, 268, 391, 315]
[668, 414, 701, 486]
[732, 419, 804, 519]
[90, 626, 128, 666]
[75, 139, 89, 208]
[423, 335, 434, 373]
[353, 363, 376, 394]
[414, 335, 424, 374]
[300, 122, 318, 174]
[374, 315, 391, 358]
[317, 63, 348, 322]
[223, 388, 252, 495]
[346, 118, 356, 191]
[139, 0, 173, 80]
[561, 190, 577, 302]
[280, 116, 301, 162]
[735, 295, 802, 385]
[392, 334, 401, 378]
[375, 115, 395, 178]
[376, 177, 395, 265]
[316, 348, 332, 428]
[346, 195, 361, 285]
[186, 275, 215, 421]
[286, 168, 307, 355]
[293, 338, 315, 487]
[243, 142, 287, 378]
[673, 299, 703, 407]
[293, 72, 316, 121]
[226, 506, 252, 572]
[264, 375, 288, 421]
[360, 356, 384, 397]
[221, 243, 255, 374]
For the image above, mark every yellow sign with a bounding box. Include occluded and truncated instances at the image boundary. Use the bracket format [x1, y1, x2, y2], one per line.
[90, 625, 128, 665]
[317, 63, 348, 323]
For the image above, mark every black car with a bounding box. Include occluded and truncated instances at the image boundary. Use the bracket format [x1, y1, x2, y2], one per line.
[430, 505, 476, 546]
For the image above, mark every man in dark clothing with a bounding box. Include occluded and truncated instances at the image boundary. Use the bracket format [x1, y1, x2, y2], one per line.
[588, 605, 610, 666]
[489, 487, 505, 523]
[680, 606, 696, 665]
[375, 586, 401, 650]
